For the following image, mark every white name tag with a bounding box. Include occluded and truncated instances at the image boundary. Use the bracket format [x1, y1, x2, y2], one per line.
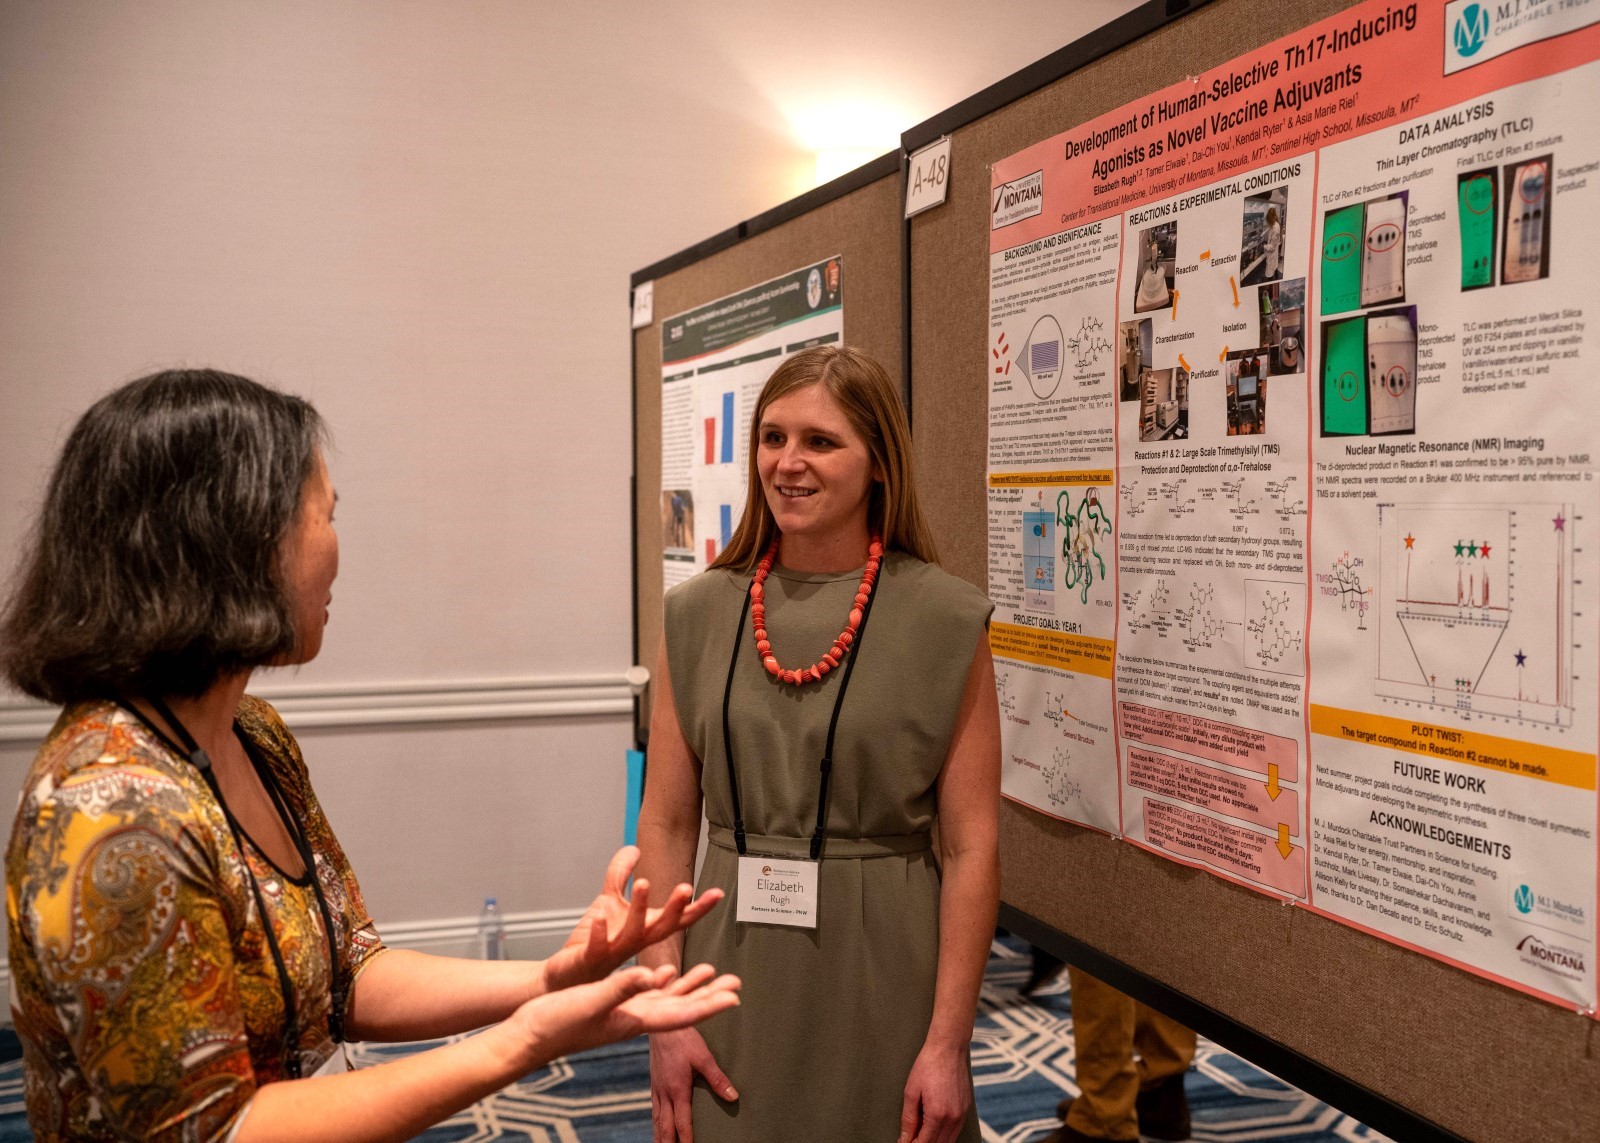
[310, 1042, 350, 1078]
[736, 855, 818, 928]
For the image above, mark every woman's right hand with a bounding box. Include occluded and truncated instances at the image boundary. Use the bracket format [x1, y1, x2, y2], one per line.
[506, 963, 739, 1070]
[649, 1025, 738, 1142]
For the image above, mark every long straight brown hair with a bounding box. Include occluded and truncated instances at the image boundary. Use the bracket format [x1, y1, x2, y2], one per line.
[711, 345, 939, 572]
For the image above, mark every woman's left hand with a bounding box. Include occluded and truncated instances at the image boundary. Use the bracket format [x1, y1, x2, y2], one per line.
[544, 847, 724, 992]
[898, 1042, 972, 1143]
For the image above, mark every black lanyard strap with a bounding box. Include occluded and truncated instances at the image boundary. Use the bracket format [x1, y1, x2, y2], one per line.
[123, 695, 338, 1077]
[720, 565, 881, 862]
[242, 732, 347, 1044]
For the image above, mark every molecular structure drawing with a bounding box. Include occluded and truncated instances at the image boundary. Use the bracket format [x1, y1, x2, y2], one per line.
[1067, 316, 1113, 367]
[1043, 747, 1083, 809]
[1267, 476, 1307, 519]
[1246, 581, 1306, 674]
[1325, 552, 1372, 630]
[1179, 582, 1238, 654]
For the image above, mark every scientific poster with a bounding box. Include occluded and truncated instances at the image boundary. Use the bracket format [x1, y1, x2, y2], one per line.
[987, 0, 1599, 1011]
[660, 259, 843, 586]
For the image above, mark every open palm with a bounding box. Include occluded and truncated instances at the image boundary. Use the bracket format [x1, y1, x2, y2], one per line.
[515, 963, 741, 1063]
[544, 846, 724, 992]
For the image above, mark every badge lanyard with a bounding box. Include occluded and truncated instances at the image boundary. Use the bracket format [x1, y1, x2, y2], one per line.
[119, 696, 344, 1079]
[720, 568, 880, 861]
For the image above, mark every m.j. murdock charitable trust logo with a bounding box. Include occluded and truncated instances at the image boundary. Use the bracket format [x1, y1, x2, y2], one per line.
[1514, 883, 1535, 914]
[1454, 4, 1490, 56]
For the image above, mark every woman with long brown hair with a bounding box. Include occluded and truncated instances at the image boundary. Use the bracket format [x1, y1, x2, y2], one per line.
[636, 345, 1001, 1142]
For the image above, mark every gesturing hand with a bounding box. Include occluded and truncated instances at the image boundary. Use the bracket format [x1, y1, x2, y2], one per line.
[544, 847, 724, 992]
[512, 963, 741, 1066]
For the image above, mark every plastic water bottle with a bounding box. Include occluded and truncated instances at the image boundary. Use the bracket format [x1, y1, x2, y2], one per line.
[477, 897, 506, 960]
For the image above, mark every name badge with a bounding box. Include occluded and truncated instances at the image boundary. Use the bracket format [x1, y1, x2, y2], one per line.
[310, 1042, 350, 1078]
[736, 855, 818, 928]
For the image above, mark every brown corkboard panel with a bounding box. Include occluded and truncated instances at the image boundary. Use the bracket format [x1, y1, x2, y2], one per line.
[910, 0, 1600, 1139]
[633, 172, 903, 732]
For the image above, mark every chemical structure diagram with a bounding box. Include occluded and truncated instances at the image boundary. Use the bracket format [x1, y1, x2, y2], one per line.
[1041, 690, 1080, 731]
[1042, 747, 1084, 810]
[1178, 582, 1240, 654]
[995, 668, 1020, 719]
[1120, 477, 1194, 521]
[1121, 579, 1176, 638]
[1067, 316, 1113, 367]
[1219, 478, 1259, 522]
[1319, 551, 1372, 630]
[1267, 476, 1306, 520]
[1058, 486, 1113, 605]
[1245, 580, 1306, 674]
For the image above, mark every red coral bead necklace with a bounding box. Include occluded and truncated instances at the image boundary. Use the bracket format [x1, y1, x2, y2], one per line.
[751, 533, 883, 686]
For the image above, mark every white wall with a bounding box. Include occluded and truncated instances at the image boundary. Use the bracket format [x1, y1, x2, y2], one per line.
[0, 0, 1139, 967]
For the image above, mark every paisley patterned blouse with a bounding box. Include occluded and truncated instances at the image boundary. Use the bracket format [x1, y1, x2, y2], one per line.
[5, 696, 386, 1141]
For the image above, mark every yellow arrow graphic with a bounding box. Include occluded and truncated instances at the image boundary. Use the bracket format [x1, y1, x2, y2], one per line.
[1266, 763, 1281, 801]
[1178, 353, 1191, 372]
[1230, 275, 1240, 307]
[1218, 345, 1229, 362]
[1276, 823, 1294, 859]
[1199, 249, 1211, 261]
[1170, 289, 1179, 321]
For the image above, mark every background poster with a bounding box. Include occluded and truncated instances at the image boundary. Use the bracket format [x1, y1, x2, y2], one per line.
[987, 0, 1600, 1012]
[661, 259, 843, 587]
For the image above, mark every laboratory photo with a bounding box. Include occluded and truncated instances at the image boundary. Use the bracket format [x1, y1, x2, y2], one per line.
[1239, 187, 1288, 286]
[1225, 349, 1269, 436]
[1258, 278, 1306, 375]
[1138, 365, 1189, 441]
[1132, 220, 1178, 313]
[1119, 317, 1153, 401]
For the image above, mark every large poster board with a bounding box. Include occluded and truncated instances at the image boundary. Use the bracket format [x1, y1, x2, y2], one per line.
[660, 259, 844, 587]
[988, 0, 1599, 1014]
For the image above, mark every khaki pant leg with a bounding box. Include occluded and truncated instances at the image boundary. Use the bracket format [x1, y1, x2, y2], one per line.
[1065, 967, 1140, 1141]
[1132, 1003, 1197, 1088]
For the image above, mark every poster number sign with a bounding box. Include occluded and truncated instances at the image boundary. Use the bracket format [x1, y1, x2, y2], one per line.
[905, 137, 952, 218]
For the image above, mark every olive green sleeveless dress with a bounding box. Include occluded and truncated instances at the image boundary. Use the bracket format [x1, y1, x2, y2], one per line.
[664, 551, 992, 1142]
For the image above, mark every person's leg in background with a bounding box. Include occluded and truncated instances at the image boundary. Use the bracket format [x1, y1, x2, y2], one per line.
[1130, 999, 1195, 1141]
[1048, 968, 1195, 1142]
[1055, 967, 1139, 1141]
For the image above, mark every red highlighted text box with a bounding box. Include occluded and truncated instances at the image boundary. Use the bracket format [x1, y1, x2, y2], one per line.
[1143, 799, 1306, 899]
[1120, 702, 1298, 782]
[1127, 748, 1299, 837]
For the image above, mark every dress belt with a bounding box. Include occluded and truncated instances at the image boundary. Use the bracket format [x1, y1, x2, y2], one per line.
[707, 824, 931, 859]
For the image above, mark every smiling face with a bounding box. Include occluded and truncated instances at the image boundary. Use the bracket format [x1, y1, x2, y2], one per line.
[278, 450, 340, 664]
[756, 382, 878, 549]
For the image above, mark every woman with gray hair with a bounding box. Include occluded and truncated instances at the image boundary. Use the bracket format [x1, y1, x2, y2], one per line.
[2, 369, 739, 1142]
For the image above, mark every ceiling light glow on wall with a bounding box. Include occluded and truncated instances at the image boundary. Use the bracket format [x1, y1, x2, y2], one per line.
[814, 147, 881, 185]
[788, 101, 905, 189]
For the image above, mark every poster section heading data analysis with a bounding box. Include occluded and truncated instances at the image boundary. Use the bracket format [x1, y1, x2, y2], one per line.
[987, 0, 1599, 1014]
[660, 258, 844, 587]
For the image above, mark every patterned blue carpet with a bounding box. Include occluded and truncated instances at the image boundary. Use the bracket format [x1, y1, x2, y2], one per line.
[0, 938, 1388, 1141]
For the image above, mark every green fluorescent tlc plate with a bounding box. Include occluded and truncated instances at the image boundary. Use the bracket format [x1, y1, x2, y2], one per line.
[1458, 169, 1496, 290]
[1322, 316, 1367, 436]
[1320, 203, 1364, 316]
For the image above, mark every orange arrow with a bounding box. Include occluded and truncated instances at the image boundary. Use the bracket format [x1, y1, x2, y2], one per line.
[1276, 823, 1294, 859]
[1266, 763, 1281, 801]
[1199, 249, 1211, 261]
[1230, 275, 1240, 307]
[1218, 345, 1229, 362]
[1170, 289, 1180, 321]
[1178, 353, 1191, 372]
